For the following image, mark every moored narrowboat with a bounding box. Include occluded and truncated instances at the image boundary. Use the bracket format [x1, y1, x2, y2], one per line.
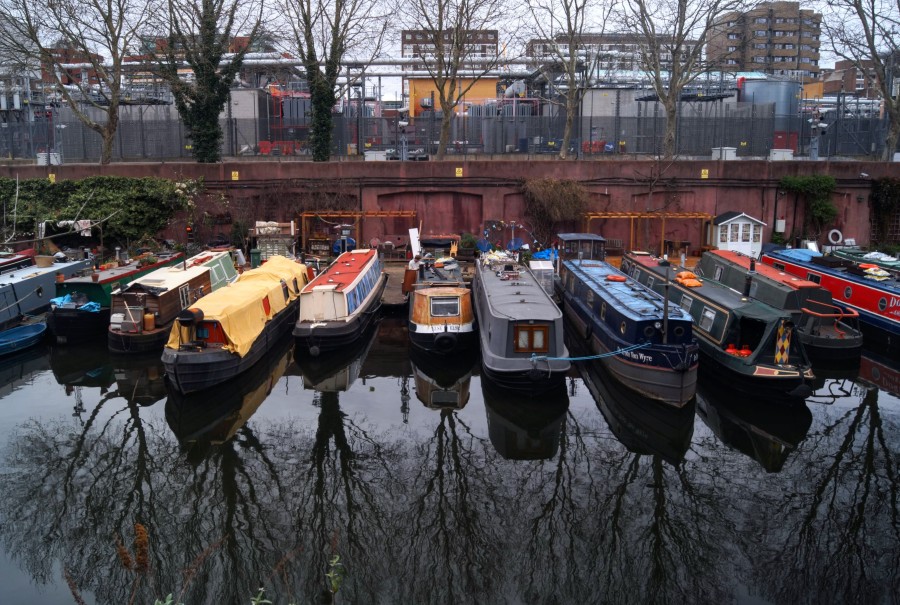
[696, 249, 863, 364]
[48, 252, 184, 344]
[107, 250, 237, 354]
[293, 249, 388, 357]
[0, 256, 90, 328]
[162, 256, 308, 394]
[407, 259, 476, 355]
[556, 233, 699, 407]
[760, 247, 900, 352]
[472, 250, 569, 394]
[622, 251, 813, 400]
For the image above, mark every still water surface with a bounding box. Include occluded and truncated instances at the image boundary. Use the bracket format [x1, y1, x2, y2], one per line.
[0, 317, 897, 604]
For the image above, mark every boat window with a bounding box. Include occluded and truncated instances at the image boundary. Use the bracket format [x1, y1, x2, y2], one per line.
[680, 295, 693, 312]
[699, 307, 716, 332]
[431, 297, 460, 317]
[879, 298, 887, 311]
[806, 273, 820, 284]
[600, 302, 606, 321]
[567, 273, 575, 294]
[714, 266, 723, 281]
[514, 325, 549, 353]
[179, 284, 190, 309]
[774, 262, 785, 271]
[647, 276, 655, 289]
[585, 290, 594, 308]
[844, 286, 852, 299]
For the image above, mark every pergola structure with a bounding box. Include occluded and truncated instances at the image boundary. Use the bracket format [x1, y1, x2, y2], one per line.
[299, 210, 417, 250]
[583, 211, 714, 256]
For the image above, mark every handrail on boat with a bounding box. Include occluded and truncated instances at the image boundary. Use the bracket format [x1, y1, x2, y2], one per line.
[800, 299, 859, 319]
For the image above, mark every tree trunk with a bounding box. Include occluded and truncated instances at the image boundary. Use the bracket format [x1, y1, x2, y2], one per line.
[662, 96, 678, 160]
[310, 78, 336, 162]
[559, 95, 578, 160]
[881, 108, 900, 161]
[435, 103, 453, 160]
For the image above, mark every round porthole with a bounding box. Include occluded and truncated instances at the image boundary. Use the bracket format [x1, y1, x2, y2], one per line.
[643, 325, 655, 338]
[879, 297, 887, 311]
[620, 322, 627, 335]
[673, 326, 685, 337]
[844, 286, 852, 299]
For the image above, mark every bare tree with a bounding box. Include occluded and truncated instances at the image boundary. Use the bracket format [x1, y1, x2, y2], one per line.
[525, 0, 614, 160]
[823, 0, 900, 160]
[277, 0, 388, 162]
[619, 0, 744, 159]
[396, 0, 508, 159]
[151, 0, 264, 163]
[0, 0, 155, 164]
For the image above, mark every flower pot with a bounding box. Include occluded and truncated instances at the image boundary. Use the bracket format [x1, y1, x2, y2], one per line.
[91, 273, 99, 282]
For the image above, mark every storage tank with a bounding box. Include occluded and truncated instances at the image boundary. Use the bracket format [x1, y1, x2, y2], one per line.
[740, 79, 800, 117]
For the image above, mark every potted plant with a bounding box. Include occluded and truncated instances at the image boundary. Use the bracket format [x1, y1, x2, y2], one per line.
[458, 232, 478, 260]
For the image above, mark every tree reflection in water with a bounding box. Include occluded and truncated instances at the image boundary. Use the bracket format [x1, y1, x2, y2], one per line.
[0, 346, 897, 602]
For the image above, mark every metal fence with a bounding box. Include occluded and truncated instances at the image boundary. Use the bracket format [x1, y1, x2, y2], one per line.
[3, 104, 894, 164]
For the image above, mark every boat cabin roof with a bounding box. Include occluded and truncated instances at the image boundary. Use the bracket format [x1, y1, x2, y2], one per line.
[123, 250, 232, 292]
[64, 252, 182, 284]
[629, 252, 790, 321]
[0, 259, 88, 283]
[566, 259, 689, 322]
[706, 250, 821, 290]
[415, 286, 469, 298]
[303, 249, 377, 293]
[478, 258, 561, 321]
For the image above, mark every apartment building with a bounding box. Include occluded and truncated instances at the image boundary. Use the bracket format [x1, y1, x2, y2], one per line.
[708, 1, 821, 79]
[526, 32, 699, 82]
[400, 29, 499, 72]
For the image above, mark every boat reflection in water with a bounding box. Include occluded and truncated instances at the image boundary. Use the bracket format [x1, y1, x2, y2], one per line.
[410, 348, 475, 410]
[857, 349, 900, 398]
[50, 343, 167, 407]
[482, 375, 568, 460]
[165, 335, 294, 446]
[296, 320, 380, 392]
[697, 381, 812, 473]
[577, 351, 696, 466]
[0, 345, 50, 400]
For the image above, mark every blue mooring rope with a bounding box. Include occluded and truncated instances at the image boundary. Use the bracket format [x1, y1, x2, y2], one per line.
[532, 341, 652, 363]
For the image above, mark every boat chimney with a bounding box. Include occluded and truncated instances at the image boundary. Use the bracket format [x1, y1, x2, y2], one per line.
[743, 271, 752, 297]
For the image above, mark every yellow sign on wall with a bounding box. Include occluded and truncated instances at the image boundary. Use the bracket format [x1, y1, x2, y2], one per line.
[701, 169, 709, 179]
[231, 171, 240, 181]
[455, 167, 463, 177]
[48, 174, 56, 183]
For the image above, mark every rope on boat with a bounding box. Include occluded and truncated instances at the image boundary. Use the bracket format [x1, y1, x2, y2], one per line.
[531, 341, 652, 363]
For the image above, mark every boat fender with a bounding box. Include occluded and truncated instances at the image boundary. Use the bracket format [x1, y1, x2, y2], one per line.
[435, 332, 457, 352]
[606, 274, 627, 282]
[828, 229, 843, 244]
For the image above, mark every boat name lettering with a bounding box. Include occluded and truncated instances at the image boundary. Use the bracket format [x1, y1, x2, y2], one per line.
[620, 349, 653, 363]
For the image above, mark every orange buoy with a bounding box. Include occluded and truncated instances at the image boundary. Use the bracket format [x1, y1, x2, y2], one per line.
[606, 274, 627, 282]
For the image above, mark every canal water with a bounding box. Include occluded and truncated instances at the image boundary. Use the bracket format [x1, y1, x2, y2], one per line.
[0, 317, 897, 604]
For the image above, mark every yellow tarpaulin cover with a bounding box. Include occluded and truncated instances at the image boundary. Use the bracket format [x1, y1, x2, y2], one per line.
[166, 256, 308, 357]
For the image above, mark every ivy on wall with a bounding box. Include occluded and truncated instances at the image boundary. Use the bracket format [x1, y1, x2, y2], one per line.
[522, 178, 589, 245]
[870, 177, 900, 246]
[0, 176, 197, 249]
[778, 175, 837, 240]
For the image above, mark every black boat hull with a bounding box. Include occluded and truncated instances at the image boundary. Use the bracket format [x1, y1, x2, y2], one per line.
[108, 326, 170, 354]
[47, 307, 111, 344]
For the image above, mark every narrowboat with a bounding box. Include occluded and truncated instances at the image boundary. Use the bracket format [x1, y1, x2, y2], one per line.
[0, 250, 37, 274]
[556, 233, 699, 407]
[471, 250, 569, 394]
[107, 250, 237, 354]
[47, 252, 184, 344]
[293, 249, 388, 357]
[622, 251, 813, 400]
[760, 247, 900, 352]
[695, 249, 863, 364]
[162, 256, 308, 394]
[0, 256, 90, 328]
[407, 259, 476, 355]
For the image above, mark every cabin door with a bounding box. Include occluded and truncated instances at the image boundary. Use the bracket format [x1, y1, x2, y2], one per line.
[729, 222, 758, 257]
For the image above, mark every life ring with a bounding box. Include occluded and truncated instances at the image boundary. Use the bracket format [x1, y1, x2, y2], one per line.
[606, 274, 627, 282]
[828, 229, 843, 244]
